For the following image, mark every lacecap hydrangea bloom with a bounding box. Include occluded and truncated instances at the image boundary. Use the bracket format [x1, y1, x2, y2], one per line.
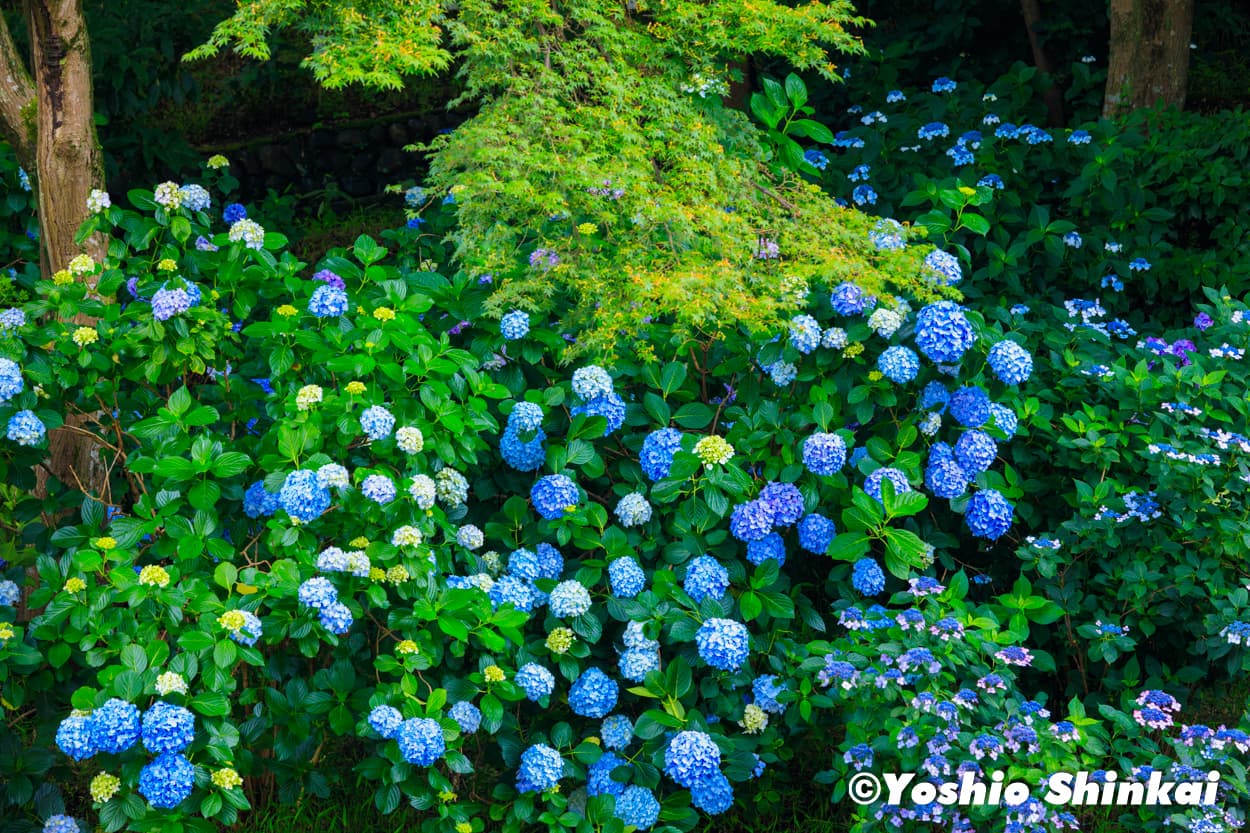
[396, 717, 445, 766]
[569, 667, 619, 718]
[531, 474, 579, 519]
[695, 618, 750, 671]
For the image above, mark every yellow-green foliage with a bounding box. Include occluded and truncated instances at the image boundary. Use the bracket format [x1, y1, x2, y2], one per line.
[195, 0, 956, 356]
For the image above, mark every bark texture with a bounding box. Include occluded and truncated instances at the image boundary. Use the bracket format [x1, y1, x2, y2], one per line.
[1103, 0, 1195, 118]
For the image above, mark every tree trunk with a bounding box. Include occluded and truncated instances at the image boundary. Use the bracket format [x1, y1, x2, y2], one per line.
[1, 3, 109, 500]
[1019, 0, 1065, 127]
[1103, 0, 1195, 118]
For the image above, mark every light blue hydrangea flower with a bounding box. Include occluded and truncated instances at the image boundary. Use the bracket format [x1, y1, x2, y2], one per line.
[279, 469, 331, 522]
[987, 340, 1034, 385]
[368, 705, 403, 738]
[500, 310, 530, 340]
[640, 428, 682, 480]
[948, 386, 991, 428]
[516, 663, 556, 701]
[319, 601, 353, 634]
[753, 675, 788, 714]
[42, 815, 79, 833]
[517, 744, 564, 793]
[572, 366, 614, 400]
[549, 580, 592, 618]
[684, 556, 729, 602]
[966, 489, 1013, 540]
[729, 500, 774, 542]
[798, 514, 836, 554]
[601, 714, 634, 750]
[609, 557, 646, 598]
[663, 731, 721, 787]
[789, 315, 822, 354]
[954, 430, 998, 473]
[90, 698, 141, 754]
[758, 481, 803, 526]
[396, 717, 445, 766]
[308, 285, 349, 317]
[746, 533, 786, 567]
[531, 475, 579, 519]
[914, 301, 974, 363]
[696, 618, 750, 671]
[56, 714, 95, 761]
[359, 405, 395, 441]
[851, 558, 886, 596]
[863, 468, 911, 502]
[508, 401, 544, 432]
[615, 785, 661, 829]
[501, 424, 546, 471]
[879, 346, 920, 383]
[615, 493, 652, 527]
[449, 701, 481, 734]
[802, 432, 846, 476]
[7, 410, 46, 446]
[361, 474, 396, 505]
[298, 577, 338, 610]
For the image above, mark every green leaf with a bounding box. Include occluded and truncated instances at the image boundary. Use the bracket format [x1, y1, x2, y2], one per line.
[826, 532, 871, 562]
[961, 213, 991, 236]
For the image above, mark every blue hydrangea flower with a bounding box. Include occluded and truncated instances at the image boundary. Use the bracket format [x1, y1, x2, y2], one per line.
[978, 173, 1004, 189]
[243, 480, 280, 518]
[918, 122, 950, 140]
[308, 285, 349, 317]
[989, 403, 1018, 438]
[746, 533, 786, 567]
[758, 481, 804, 526]
[571, 392, 626, 435]
[449, 701, 481, 734]
[396, 717, 445, 766]
[531, 475, 580, 519]
[550, 580, 592, 617]
[508, 548, 541, 580]
[360, 405, 395, 441]
[696, 618, 750, 671]
[616, 785, 660, 829]
[229, 611, 263, 646]
[789, 315, 822, 354]
[798, 514, 836, 554]
[517, 744, 564, 793]
[924, 250, 962, 285]
[7, 410, 46, 446]
[501, 424, 546, 471]
[830, 282, 874, 316]
[534, 543, 564, 580]
[954, 430, 997, 473]
[139, 752, 195, 808]
[852, 185, 877, 206]
[640, 428, 682, 480]
[0, 579, 17, 606]
[618, 646, 660, 681]
[765, 360, 797, 386]
[90, 699, 141, 754]
[879, 346, 920, 383]
[852, 558, 886, 596]
[298, 577, 338, 610]
[223, 203, 247, 223]
[684, 555, 729, 602]
[318, 601, 353, 634]
[488, 575, 538, 612]
[802, 432, 846, 476]
[588, 751, 629, 797]
[601, 714, 634, 750]
[914, 301, 974, 363]
[863, 467, 911, 501]
[570, 668, 618, 718]
[368, 705, 403, 738]
[729, 500, 774, 542]
[925, 457, 969, 499]
[516, 663, 556, 701]
[500, 310, 530, 340]
[361, 474, 396, 505]
[803, 149, 829, 170]
[748, 677, 785, 718]
[614, 493, 652, 527]
[948, 386, 991, 428]
[141, 701, 195, 754]
[609, 557, 646, 598]
[919, 381, 949, 411]
[966, 489, 1013, 540]
[691, 772, 734, 814]
[151, 287, 191, 321]
[42, 815, 78, 833]
[572, 366, 614, 400]
[56, 714, 95, 761]
[987, 340, 1034, 385]
[279, 469, 331, 522]
[664, 731, 721, 787]
[508, 401, 544, 432]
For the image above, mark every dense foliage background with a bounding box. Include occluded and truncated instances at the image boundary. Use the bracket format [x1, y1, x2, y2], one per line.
[2, 1, 1250, 833]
